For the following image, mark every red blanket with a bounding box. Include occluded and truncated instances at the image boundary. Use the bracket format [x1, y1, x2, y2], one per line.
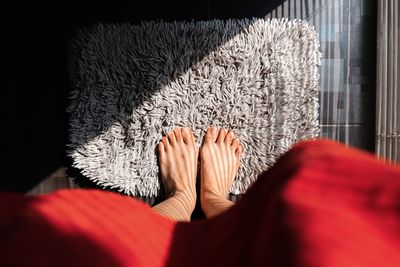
[1, 139, 399, 267]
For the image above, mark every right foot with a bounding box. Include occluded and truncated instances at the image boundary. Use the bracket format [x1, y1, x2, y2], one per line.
[200, 127, 243, 217]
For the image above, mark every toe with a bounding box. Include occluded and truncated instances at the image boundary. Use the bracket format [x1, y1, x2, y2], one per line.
[158, 142, 166, 156]
[217, 128, 228, 143]
[174, 128, 183, 143]
[225, 130, 234, 144]
[236, 144, 243, 160]
[168, 131, 176, 146]
[204, 127, 218, 143]
[236, 144, 243, 170]
[231, 138, 239, 149]
[182, 127, 194, 145]
[161, 136, 170, 151]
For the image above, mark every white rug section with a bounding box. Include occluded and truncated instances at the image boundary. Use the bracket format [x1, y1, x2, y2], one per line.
[67, 18, 321, 197]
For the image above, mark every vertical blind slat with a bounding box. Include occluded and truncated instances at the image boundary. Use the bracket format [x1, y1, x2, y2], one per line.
[376, 0, 400, 163]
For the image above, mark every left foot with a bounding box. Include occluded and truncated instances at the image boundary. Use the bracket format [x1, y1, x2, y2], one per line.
[158, 127, 198, 204]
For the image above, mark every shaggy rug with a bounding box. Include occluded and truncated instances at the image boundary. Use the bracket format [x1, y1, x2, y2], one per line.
[67, 18, 321, 197]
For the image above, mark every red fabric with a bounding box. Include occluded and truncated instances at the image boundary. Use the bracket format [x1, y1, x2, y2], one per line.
[1, 139, 400, 267]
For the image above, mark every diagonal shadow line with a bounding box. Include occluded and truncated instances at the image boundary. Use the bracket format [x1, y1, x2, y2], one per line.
[65, 1, 294, 206]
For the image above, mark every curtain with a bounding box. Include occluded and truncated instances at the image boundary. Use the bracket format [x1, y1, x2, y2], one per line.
[266, 0, 376, 151]
[376, 0, 400, 163]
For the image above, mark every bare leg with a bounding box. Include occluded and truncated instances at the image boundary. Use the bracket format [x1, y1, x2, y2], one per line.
[152, 128, 198, 222]
[200, 127, 243, 218]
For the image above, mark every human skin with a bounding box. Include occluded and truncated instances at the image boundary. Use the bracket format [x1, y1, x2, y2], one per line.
[153, 127, 242, 221]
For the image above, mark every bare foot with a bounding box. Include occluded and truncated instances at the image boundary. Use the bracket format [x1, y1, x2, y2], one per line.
[200, 127, 243, 218]
[153, 127, 198, 221]
[158, 127, 198, 199]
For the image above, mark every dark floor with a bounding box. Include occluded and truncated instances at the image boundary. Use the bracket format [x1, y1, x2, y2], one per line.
[4, 0, 376, 217]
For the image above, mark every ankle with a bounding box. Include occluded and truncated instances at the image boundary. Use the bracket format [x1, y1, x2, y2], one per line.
[173, 191, 196, 213]
[153, 194, 194, 222]
[200, 188, 227, 204]
[200, 192, 233, 218]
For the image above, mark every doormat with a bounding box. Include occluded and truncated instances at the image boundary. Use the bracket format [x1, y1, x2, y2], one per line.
[67, 18, 321, 197]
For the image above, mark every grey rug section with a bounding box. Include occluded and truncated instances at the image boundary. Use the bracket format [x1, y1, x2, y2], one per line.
[67, 18, 321, 197]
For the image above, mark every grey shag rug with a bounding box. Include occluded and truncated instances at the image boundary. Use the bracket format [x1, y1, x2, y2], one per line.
[67, 18, 321, 197]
